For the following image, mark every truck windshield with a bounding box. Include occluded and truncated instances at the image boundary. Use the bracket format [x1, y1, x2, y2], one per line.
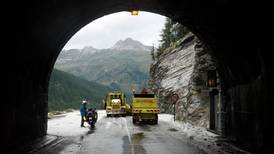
[134, 94, 155, 98]
[111, 94, 121, 99]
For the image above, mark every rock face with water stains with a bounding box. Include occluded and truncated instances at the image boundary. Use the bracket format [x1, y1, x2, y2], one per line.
[150, 33, 215, 127]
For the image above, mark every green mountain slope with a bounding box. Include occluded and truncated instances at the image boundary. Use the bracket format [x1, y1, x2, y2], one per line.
[55, 38, 152, 93]
[48, 69, 113, 111]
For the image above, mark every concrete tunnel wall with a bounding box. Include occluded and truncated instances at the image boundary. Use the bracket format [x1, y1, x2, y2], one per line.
[3, 0, 273, 152]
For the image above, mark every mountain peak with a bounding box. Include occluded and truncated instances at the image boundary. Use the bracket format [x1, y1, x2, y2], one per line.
[124, 37, 135, 42]
[81, 46, 98, 54]
[111, 38, 151, 51]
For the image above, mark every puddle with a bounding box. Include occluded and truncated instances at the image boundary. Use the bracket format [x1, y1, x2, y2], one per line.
[132, 132, 145, 143]
[122, 132, 147, 154]
[168, 128, 178, 132]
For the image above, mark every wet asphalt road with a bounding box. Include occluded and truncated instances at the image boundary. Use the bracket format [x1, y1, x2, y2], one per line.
[43, 113, 206, 154]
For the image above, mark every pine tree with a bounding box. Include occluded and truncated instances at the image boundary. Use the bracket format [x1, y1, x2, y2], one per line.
[156, 18, 190, 59]
[150, 45, 155, 61]
[158, 18, 173, 51]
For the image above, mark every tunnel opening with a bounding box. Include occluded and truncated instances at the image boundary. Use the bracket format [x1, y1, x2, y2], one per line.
[4, 0, 272, 153]
[49, 12, 214, 127]
[47, 11, 166, 112]
[46, 11, 224, 153]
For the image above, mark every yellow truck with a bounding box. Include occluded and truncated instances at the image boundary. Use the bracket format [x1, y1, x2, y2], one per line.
[105, 92, 127, 117]
[132, 94, 160, 124]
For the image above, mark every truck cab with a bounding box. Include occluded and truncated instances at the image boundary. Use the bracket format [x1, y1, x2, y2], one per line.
[105, 92, 127, 117]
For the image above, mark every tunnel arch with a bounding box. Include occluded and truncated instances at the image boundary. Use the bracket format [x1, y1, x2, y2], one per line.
[51, 10, 218, 130]
[5, 0, 272, 153]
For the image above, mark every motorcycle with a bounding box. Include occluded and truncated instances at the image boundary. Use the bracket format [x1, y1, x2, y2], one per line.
[86, 108, 98, 128]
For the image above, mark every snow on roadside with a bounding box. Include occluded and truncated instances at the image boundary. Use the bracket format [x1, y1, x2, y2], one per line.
[159, 113, 219, 153]
[47, 110, 106, 137]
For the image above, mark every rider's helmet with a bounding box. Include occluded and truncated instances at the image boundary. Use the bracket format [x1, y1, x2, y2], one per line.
[82, 100, 87, 104]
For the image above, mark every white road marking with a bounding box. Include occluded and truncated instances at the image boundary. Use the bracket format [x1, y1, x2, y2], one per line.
[123, 117, 132, 144]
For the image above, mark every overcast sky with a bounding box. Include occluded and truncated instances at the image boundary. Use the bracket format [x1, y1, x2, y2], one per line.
[63, 11, 166, 50]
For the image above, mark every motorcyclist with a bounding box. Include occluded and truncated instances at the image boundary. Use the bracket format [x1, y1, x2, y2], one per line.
[87, 107, 98, 125]
[80, 100, 87, 127]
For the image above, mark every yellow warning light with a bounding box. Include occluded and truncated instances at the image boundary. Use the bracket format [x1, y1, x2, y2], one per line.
[131, 10, 139, 15]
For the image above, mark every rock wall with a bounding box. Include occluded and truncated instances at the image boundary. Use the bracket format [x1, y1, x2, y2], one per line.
[150, 33, 215, 127]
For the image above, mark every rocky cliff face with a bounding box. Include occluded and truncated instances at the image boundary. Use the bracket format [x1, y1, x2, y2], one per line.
[150, 33, 215, 127]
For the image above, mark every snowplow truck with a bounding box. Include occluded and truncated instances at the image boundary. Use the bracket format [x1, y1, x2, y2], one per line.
[105, 92, 127, 117]
[132, 94, 160, 124]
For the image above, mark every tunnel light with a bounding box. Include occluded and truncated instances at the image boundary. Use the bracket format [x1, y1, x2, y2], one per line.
[131, 10, 139, 15]
[207, 70, 217, 87]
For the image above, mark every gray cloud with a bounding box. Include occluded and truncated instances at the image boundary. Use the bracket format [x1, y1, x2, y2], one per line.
[63, 11, 166, 50]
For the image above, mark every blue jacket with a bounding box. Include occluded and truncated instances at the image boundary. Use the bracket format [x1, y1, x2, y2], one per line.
[80, 104, 87, 116]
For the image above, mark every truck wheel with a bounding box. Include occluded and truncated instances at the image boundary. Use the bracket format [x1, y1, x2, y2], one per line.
[154, 115, 158, 125]
[133, 118, 137, 124]
[107, 114, 110, 117]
